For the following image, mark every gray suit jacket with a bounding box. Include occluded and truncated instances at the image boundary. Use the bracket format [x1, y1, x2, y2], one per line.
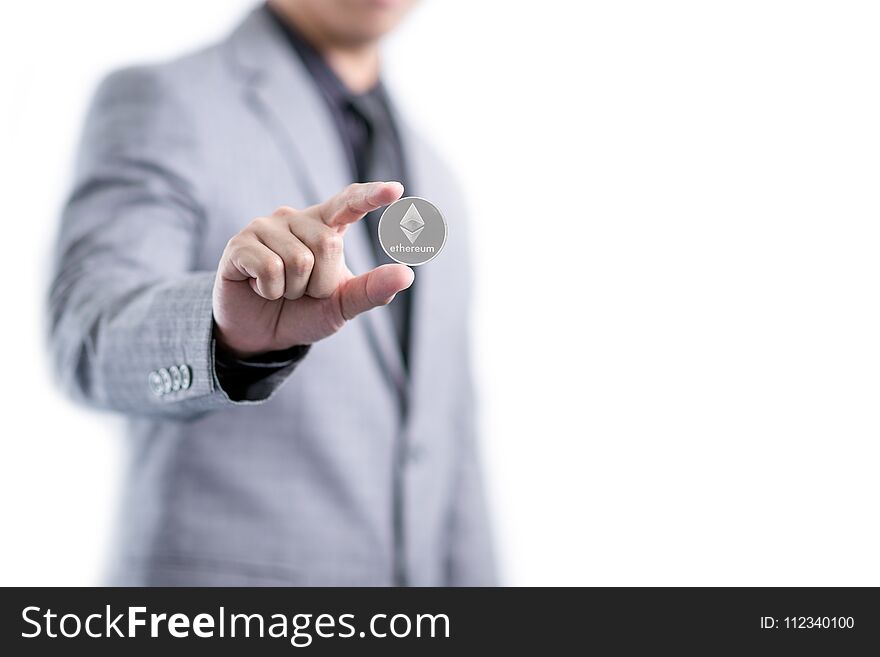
[49, 6, 496, 586]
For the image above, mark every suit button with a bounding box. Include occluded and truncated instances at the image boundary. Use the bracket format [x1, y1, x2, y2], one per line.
[157, 367, 173, 395]
[169, 365, 182, 391]
[148, 371, 165, 396]
[179, 364, 192, 390]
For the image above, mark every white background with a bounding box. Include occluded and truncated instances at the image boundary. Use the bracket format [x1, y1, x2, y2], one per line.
[1, 1, 879, 586]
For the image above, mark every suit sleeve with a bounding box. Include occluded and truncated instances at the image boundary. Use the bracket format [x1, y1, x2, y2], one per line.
[48, 66, 304, 419]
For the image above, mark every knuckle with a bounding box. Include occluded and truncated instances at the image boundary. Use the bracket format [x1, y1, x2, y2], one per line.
[223, 239, 239, 259]
[342, 184, 365, 206]
[261, 254, 285, 277]
[227, 232, 248, 249]
[344, 195, 361, 215]
[314, 233, 343, 259]
[271, 205, 297, 219]
[225, 238, 249, 262]
[290, 249, 315, 276]
[249, 216, 271, 231]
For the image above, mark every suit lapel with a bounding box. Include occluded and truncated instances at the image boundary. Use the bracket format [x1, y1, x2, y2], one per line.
[225, 8, 407, 402]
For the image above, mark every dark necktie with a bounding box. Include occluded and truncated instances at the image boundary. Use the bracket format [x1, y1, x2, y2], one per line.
[348, 90, 413, 367]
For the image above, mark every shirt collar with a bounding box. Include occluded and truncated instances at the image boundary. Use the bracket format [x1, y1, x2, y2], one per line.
[264, 2, 381, 109]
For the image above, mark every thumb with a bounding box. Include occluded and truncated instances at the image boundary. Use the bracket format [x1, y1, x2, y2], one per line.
[337, 264, 414, 321]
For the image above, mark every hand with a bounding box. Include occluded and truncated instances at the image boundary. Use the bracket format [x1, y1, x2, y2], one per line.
[213, 181, 413, 358]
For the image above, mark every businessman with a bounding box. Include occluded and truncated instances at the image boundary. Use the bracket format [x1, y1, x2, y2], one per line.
[49, 0, 496, 586]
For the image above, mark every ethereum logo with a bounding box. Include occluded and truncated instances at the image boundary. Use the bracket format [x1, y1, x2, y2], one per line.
[398, 203, 425, 244]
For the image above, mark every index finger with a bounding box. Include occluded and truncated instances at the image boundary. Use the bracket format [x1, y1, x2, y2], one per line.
[317, 181, 404, 228]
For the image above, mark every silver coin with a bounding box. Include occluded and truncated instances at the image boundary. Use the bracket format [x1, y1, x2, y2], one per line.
[377, 197, 447, 266]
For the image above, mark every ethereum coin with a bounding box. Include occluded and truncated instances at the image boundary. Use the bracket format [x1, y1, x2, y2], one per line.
[377, 197, 447, 266]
